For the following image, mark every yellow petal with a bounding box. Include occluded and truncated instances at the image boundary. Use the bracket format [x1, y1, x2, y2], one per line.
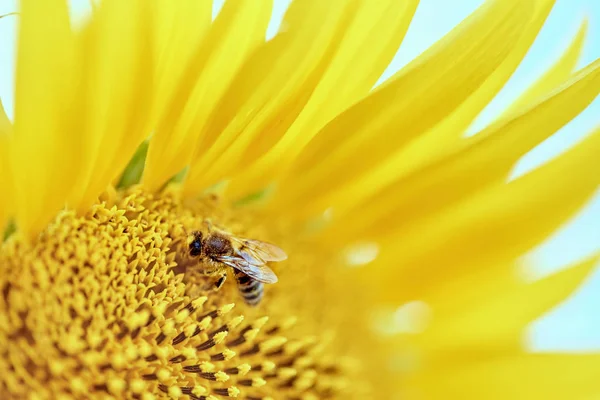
[323, 57, 600, 241]
[0, 98, 9, 134]
[497, 17, 587, 119]
[11, 0, 78, 238]
[72, 0, 154, 211]
[143, 0, 272, 192]
[206, 0, 419, 198]
[0, 99, 12, 230]
[415, 255, 598, 351]
[269, 0, 420, 152]
[409, 353, 600, 399]
[151, 0, 211, 114]
[387, 10, 587, 200]
[273, 0, 539, 211]
[380, 0, 556, 184]
[182, 1, 356, 194]
[365, 125, 600, 303]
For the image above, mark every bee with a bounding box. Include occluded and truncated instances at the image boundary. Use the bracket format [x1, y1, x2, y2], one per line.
[187, 222, 287, 306]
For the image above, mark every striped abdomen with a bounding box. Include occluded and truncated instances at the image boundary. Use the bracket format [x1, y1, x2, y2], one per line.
[234, 270, 264, 306]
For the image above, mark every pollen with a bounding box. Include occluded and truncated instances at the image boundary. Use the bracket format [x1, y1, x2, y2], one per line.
[0, 186, 360, 399]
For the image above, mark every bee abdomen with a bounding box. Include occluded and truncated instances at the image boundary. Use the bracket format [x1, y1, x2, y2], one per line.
[234, 271, 263, 306]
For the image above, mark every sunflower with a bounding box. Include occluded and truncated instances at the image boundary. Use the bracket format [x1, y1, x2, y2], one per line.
[1, 0, 599, 399]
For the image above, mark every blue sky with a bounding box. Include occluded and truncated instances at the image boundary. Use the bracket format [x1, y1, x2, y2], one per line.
[1, 0, 599, 351]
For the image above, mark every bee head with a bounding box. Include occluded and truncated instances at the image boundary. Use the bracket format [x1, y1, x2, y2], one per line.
[188, 231, 203, 257]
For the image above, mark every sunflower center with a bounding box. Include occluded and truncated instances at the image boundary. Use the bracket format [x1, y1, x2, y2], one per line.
[0, 186, 364, 399]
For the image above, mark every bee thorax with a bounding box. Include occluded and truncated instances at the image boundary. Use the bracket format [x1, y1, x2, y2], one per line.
[204, 234, 233, 257]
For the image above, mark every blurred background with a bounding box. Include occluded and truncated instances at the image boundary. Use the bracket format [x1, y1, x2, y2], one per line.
[1, 0, 599, 351]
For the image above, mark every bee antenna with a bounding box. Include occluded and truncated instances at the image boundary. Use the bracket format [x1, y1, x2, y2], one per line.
[0, 12, 19, 20]
[180, 226, 192, 238]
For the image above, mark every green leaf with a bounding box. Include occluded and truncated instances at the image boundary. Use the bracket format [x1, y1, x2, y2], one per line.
[117, 139, 149, 189]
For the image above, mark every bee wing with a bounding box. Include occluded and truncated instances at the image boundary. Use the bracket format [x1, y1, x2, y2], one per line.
[230, 237, 288, 263]
[217, 255, 279, 284]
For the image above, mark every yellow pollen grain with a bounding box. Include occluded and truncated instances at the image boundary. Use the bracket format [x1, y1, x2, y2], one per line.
[184, 324, 198, 337]
[155, 345, 171, 360]
[161, 320, 177, 336]
[154, 301, 169, 316]
[221, 349, 236, 360]
[214, 371, 230, 382]
[229, 315, 244, 328]
[192, 296, 208, 309]
[130, 379, 146, 394]
[175, 309, 190, 323]
[294, 377, 317, 392]
[192, 386, 207, 396]
[284, 340, 305, 355]
[200, 361, 215, 372]
[124, 345, 139, 361]
[111, 353, 127, 369]
[309, 341, 327, 355]
[278, 367, 298, 379]
[302, 369, 318, 380]
[228, 386, 241, 397]
[168, 386, 183, 398]
[302, 336, 319, 347]
[243, 329, 259, 341]
[261, 361, 277, 373]
[157, 368, 171, 382]
[138, 342, 153, 358]
[63, 334, 85, 354]
[128, 309, 151, 329]
[252, 316, 269, 329]
[219, 303, 236, 315]
[281, 316, 298, 330]
[181, 346, 197, 359]
[80, 351, 103, 367]
[70, 378, 87, 394]
[252, 378, 267, 387]
[213, 331, 228, 344]
[48, 360, 66, 376]
[199, 316, 213, 330]
[295, 356, 314, 369]
[237, 363, 251, 375]
[107, 378, 126, 395]
[260, 337, 288, 352]
[86, 332, 103, 348]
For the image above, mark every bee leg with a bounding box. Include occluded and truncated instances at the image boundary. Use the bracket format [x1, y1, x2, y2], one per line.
[198, 273, 224, 292]
[203, 219, 213, 230]
[214, 272, 227, 290]
[202, 265, 219, 275]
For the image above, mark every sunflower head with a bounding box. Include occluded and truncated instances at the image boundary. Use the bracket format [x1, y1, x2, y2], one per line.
[1, 186, 368, 399]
